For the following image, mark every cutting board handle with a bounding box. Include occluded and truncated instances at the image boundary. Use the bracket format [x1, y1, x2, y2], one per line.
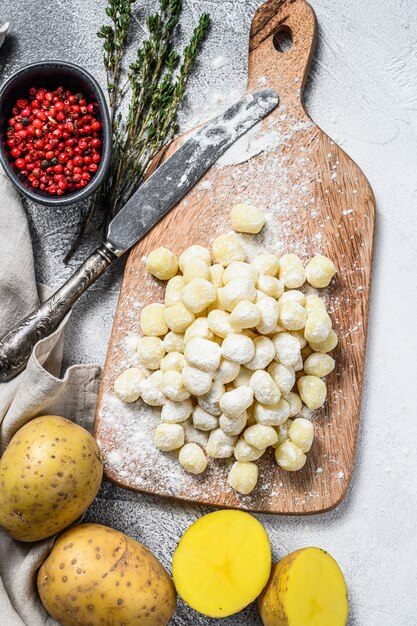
[247, 0, 317, 114]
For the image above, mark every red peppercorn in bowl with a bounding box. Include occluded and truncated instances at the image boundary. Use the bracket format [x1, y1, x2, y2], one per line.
[0, 61, 111, 206]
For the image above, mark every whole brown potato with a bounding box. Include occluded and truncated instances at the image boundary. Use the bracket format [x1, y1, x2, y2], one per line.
[38, 523, 177, 626]
[0, 415, 103, 541]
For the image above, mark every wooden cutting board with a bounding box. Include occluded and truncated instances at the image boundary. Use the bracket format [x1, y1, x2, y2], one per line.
[94, 0, 375, 514]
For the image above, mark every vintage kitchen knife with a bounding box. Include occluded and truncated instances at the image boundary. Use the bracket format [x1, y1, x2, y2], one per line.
[0, 89, 279, 382]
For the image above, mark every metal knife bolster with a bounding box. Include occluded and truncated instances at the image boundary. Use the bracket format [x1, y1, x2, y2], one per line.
[106, 88, 279, 253]
[0, 89, 279, 382]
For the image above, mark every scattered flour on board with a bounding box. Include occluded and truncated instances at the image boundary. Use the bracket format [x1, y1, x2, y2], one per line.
[96, 100, 368, 505]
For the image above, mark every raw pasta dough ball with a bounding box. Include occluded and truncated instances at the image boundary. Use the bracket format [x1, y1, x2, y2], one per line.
[154, 423, 184, 451]
[304, 352, 335, 377]
[230, 203, 265, 234]
[214, 359, 240, 384]
[160, 351, 185, 373]
[229, 300, 261, 329]
[268, 362, 295, 395]
[159, 370, 190, 401]
[289, 417, 314, 452]
[223, 261, 259, 285]
[184, 337, 221, 372]
[163, 331, 185, 353]
[184, 317, 214, 344]
[137, 336, 165, 370]
[278, 300, 307, 331]
[297, 375, 327, 410]
[161, 399, 193, 423]
[228, 461, 259, 495]
[255, 296, 279, 334]
[140, 303, 168, 336]
[305, 293, 326, 315]
[245, 336, 275, 370]
[207, 310, 234, 338]
[179, 443, 207, 474]
[209, 263, 224, 287]
[182, 363, 212, 396]
[252, 253, 280, 276]
[244, 424, 278, 449]
[178, 245, 211, 271]
[198, 381, 225, 416]
[284, 392, 303, 417]
[141, 371, 166, 406]
[182, 258, 211, 283]
[275, 441, 306, 471]
[164, 302, 195, 333]
[192, 406, 219, 431]
[182, 278, 217, 313]
[222, 334, 255, 364]
[304, 310, 332, 343]
[306, 254, 337, 288]
[250, 370, 281, 405]
[183, 420, 210, 447]
[212, 233, 246, 266]
[234, 438, 264, 462]
[273, 332, 301, 367]
[254, 399, 290, 426]
[218, 278, 256, 312]
[279, 290, 306, 305]
[206, 428, 237, 458]
[309, 329, 338, 353]
[114, 367, 145, 402]
[278, 253, 306, 288]
[257, 274, 284, 299]
[165, 275, 185, 306]
[146, 247, 178, 280]
[220, 386, 254, 418]
[219, 411, 248, 436]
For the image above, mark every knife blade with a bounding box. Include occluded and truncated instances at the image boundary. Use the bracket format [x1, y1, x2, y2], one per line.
[106, 88, 279, 253]
[0, 88, 279, 381]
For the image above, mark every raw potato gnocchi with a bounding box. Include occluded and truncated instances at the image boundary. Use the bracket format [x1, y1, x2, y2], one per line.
[114, 206, 338, 496]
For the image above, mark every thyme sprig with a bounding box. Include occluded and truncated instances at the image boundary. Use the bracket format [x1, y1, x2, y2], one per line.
[64, 0, 209, 262]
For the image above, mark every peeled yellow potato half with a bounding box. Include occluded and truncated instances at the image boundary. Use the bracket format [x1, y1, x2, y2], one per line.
[258, 547, 348, 626]
[172, 509, 271, 618]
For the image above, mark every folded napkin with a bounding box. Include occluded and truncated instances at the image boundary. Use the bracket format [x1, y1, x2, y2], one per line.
[0, 169, 101, 624]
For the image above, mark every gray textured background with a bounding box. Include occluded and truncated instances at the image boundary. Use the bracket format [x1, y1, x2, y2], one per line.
[1, 1, 417, 624]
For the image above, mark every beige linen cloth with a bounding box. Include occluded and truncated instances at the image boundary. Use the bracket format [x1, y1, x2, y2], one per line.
[0, 169, 102, 624]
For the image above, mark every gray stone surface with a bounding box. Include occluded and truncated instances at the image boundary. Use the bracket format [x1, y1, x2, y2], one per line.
[1, 1, 416, 624]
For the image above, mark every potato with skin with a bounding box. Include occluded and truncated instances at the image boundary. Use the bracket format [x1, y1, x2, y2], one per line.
[0, 416, 102, 542]
[258, 547, 348, 626]
[38, 523, 176, 626]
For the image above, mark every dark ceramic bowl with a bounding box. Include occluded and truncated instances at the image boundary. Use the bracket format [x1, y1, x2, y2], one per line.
[0, 61, 111, 206]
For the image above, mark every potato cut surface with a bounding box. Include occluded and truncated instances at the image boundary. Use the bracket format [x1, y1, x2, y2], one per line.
[172, 509, 271, 617]
[259, 547, 348, 626]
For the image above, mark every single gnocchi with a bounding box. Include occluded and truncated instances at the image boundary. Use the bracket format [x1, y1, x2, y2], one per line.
[306, 254, 337, 288]
[230, 203, 266, 234]
[140, 303, 168, 336]
[212, 233, 246, 266]
[146, 246, 178, 280]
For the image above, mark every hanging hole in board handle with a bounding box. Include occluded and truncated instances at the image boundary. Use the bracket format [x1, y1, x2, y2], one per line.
[273, 26, 293, 54]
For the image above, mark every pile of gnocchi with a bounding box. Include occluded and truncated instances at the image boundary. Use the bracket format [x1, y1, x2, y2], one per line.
[114, 203, 337, 495]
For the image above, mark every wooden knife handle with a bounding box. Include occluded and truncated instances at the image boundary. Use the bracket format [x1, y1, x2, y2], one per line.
[0, 244, 117, 382]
